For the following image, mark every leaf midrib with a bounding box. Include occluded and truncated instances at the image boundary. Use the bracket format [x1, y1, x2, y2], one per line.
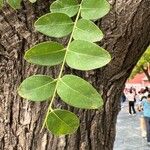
[52, 111, 73, 130]
[81, 7, 106, 10]
[52, 5, 80, 10]
[23, 80, 56, 93]
[36, 22, 74, 26]
[26, 49, 66, 57]
[60, 79, 96, 105]
[75, 26, 102, 37]
[68, 49, 102, 58]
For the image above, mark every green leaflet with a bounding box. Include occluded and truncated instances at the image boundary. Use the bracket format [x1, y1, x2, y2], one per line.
[46, 109, 79, 135]
[24, 41, 65, 66]
[66, 40, 111, 70]
[57, 75, 103, 109]
[29, 0, 37, 3]
[34, 13, 74, 38]
[7, 0, 21, 9]
[0, 0, 4, 8]
[18, 75, 56, 101]
[50, 0, 79, 17]
[81, 0, 110, 20]
[73, 19, 103, 42]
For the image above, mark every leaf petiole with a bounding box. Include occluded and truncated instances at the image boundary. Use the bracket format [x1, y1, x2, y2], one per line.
[40, 2, 83, 131]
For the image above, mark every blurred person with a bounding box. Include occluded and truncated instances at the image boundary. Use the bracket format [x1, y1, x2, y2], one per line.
[142, 94, 150, 146]
[126, 88, 136, 115]
[120, 92, 126, 108]
[143, 87, 150, 97]
[137, 96, 146, 137]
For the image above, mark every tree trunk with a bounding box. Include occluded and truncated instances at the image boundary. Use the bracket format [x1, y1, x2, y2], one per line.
[1, 0, 150, 150]
[142, 66, 150, 81]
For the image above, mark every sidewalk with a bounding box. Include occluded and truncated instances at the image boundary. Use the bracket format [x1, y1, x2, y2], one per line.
[114, 102, 150, 150]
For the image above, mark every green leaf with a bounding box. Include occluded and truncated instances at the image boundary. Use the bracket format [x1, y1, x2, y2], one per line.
[7, 0, 21, 9]
[29, 0, 37, 3]
[0, 0, 4, 9]
[50, 0, 79, 17]
[34, 13, 74, 38]
[18, 75, 56, 101]
[46, 109, 79, 135]
[130, 47, 150, 79]
[66, 40, 111, 70]
[81, 0, 110, 20]
[24, 41, 65, 66]
[57, 75, 103, 109]
[73, 19, 103, 42]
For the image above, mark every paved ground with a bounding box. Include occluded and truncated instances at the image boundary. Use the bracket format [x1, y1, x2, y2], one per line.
[114, 102, 150, 150]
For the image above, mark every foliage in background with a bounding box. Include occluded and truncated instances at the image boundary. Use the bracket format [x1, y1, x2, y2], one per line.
[1, 0, 111, 136]
[130, 47, 150, 81]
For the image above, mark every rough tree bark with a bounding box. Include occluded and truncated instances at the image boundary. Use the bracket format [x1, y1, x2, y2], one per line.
[0, 0, 150, 150]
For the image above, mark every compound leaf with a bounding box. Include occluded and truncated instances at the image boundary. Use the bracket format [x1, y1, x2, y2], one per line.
[81, 0, 110, 20]
[73, 19, 103, 42]
[46, 109, 79, 135]
[24, 41, 65, 66]
[34, 13, 74, 38]
[57, 75, 103, 109]
[66, 40, 111, 70]
[50, 0, 79, 17]
[18, 75, 56, 101]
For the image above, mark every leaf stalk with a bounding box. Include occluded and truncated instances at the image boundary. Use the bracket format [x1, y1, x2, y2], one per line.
[40, 2, 83, 132]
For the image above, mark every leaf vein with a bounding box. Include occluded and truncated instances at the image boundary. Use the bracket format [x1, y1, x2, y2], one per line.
[52, 111, 73, 130]
[60, 79, 94, 103]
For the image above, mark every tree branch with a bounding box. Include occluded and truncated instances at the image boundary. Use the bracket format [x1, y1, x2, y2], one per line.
[141, 66, 150, 82]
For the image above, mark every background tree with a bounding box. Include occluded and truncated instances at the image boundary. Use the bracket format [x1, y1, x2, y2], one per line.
[130, 47, 150, 81]
[0, 0, 150, 150]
